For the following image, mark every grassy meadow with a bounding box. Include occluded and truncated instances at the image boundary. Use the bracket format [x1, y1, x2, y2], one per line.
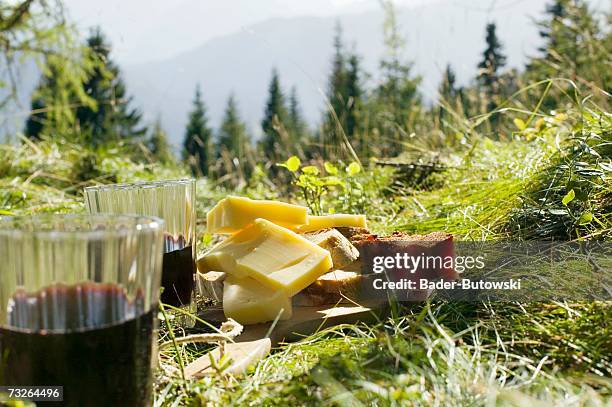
[1, 84, 610, 406]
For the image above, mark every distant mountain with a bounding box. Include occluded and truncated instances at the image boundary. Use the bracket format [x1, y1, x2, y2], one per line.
[123, 0, 548, 148]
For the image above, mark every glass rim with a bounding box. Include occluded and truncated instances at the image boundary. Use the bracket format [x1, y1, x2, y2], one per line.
[0, 214, 164, 239]
[83, 178, 195, 193]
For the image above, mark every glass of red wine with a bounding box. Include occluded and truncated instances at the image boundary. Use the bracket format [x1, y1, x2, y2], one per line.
[84, 179, 197, 317]
[0, 214, 164, 406]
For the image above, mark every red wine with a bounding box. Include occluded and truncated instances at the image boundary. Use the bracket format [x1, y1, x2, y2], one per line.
[161, 244, 196, 307]
[0, 283, 156, 407]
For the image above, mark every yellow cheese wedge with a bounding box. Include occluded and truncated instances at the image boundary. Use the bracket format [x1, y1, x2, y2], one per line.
[202, 218, 333, 296]
[223, 276, 292, 324]
[296, 214, 367, 233]
[207, 196, 308, 234]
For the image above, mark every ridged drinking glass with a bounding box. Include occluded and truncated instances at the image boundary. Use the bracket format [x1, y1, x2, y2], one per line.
[0, 214, 164, 406]
[84, 179, 197, 309]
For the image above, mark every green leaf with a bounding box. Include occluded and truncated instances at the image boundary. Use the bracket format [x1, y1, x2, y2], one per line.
[324, 162, 338, 175]
[285, 156, 301, 172]
[561, 189, 575, 206]
[578, 212, 593, 225]
[346, 162, 361, 176]
[324, 176, 344, 187]
[513, 118, 526, 131]
[302, 166, 319, 175]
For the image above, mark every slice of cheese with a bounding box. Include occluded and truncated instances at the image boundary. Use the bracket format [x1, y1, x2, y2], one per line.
[296, 214, 367, 233]
[207, 196, 308, 234]
[223, 276, 292, 324]
[202, 218, 333, 296]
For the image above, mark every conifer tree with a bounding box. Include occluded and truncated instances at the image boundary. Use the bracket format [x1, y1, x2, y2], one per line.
[183, 84, 213, 176]
[527, 0, 608, 95]
[437, 63, 461, 128]
[149, 117, 173, 164]
[477, 22, 507, 127]
[217, 94, 251, 179]
[24, 93, 47, 141]
[24, 28, 144, 144]
[439, 64, 458, 102]
[537, 0, 568, 57]
[345, 53, 363, 141]
[24, 55, 96, 141]
[322, 20, 348, 150]
[477, 23, 507, 96]
[25, 59, 67, 140]
[218, 94, 248, 159]
[75, 28, 146, 146]
[375, 0, 422, 150]
[288, 86, 308, 145]
[260, 68, 290, 157]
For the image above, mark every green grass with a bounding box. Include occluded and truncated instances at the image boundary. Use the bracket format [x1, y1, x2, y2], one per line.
[155, 108, 608, 405]
[0, 104, 610, 406]
[154, 302, 610, 406]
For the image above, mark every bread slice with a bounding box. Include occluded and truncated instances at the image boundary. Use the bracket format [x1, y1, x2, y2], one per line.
[293, 270, 362, 306]
[350, 231, 457, 302]
[302, 228, 360, 270]
[349, 231, 454, 276]
[335, 227, 371, 241]
[196, 271, 226, 302]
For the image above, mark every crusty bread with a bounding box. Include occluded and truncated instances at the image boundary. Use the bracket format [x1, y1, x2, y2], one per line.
[350, 231, 457, 285]
[293, 270, 362, 306]
[196, 271, 226, 302]
[302, 228, 360, 270]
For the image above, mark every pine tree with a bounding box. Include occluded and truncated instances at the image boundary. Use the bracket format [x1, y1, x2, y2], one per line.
[260, 68, 290, 158]
[288, 86, 308, 145]
[24, 55, 93, 141]
[375, 0, 422, 150]
[217, 94, 248, 159]
[527, 0, 608, 96]
[477, 23, 507, 99]
[24, 94, 47, 140]
[439, 64, 458, 102]
[437, 64, 461, 129]
[476, 22, 507, 134]
[345, 53, 363, 142]
[183, 84, 213, 176]
[23, 28, 142, 144]
[217, 94, 251, 180]
[75, 28, 146, 146]
[538, 0, 568, 56]
[149, 117, 173, 164]
[25, 59, 66, 140]
[322, 20, 348, 152]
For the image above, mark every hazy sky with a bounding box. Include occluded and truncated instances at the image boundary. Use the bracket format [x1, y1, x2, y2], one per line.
[63, 0, 440, 64]
[62, 0, 608, 70]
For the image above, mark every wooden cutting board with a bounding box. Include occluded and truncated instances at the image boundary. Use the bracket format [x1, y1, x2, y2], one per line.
[197, 302, 388, 345]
